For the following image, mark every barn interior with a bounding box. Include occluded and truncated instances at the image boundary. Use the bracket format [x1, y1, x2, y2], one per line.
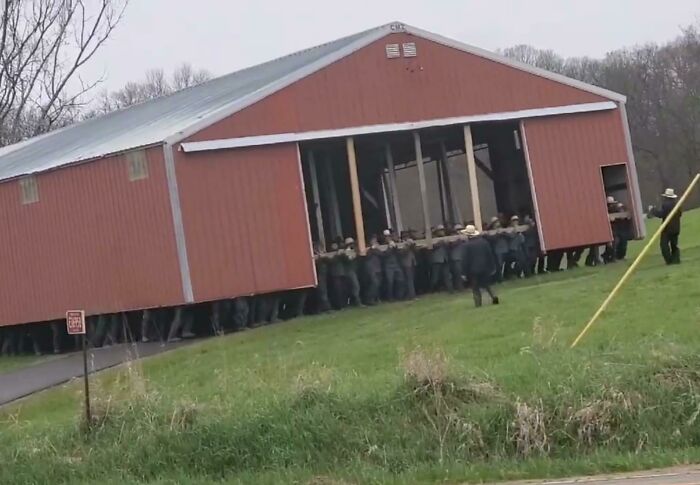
[299, 121, 536, 252]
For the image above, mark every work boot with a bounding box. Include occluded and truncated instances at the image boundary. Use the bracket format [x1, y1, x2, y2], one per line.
[492, 296, 500, 305]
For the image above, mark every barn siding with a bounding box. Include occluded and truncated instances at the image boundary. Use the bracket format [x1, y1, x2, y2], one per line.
[175, 143, 315, 302]
[523, 110, 630, 251]
[0, 146, 183, 327]
[186, 33, 605, 142]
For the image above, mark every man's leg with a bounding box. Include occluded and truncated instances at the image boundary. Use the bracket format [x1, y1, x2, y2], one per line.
[404, 266, 416, 300]
[471, 284, 482, 307]
[450, 260, 464, 290]
[660, 232, 673, 264]
[442, 263, 454, 293]
[167, 307, 184, 342]
[670, 233, 681, 264]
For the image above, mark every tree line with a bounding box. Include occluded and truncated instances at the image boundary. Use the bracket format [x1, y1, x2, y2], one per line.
[501, 23, 700, 206]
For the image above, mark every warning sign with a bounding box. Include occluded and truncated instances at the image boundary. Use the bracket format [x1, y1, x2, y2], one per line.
[66, 310, 86, 335]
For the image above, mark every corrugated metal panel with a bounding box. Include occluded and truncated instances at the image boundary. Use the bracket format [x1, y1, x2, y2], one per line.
[0, 28, 381, 181]
[175, 143, 315, 301]
[523, 110, 630, 251]
[0, 146, 183, 326]
[187, 33, 607, 142]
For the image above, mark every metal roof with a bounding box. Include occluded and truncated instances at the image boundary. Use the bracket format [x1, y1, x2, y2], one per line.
[0, 22, 625, 182]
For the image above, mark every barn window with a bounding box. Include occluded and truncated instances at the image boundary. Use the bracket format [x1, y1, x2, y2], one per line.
[126, 149, 149, 181]
[19, 176, 39, 204]
[402, 42, 417, 57]
[385, 43, 400, 59]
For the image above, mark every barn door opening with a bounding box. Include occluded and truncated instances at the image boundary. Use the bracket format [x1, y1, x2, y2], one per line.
[601, 164, 631, 209]
[470, 121, 535, 225]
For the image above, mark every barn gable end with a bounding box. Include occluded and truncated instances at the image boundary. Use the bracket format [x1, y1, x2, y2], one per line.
[185, 32, 608, 144]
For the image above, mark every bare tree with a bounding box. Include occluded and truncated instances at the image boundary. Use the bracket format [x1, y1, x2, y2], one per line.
[83, 62, 212, 118]
[0, 0, 129, 145]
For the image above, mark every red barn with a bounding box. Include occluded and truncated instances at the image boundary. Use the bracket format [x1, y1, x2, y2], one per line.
[0, 22, 642, 327]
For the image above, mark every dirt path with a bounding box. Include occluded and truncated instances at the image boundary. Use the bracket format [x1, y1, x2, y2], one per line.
[0, 340, 194, 406]
[492, 466, 700, 485]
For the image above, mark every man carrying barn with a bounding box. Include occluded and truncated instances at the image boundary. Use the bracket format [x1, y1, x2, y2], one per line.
[462, 225, 499, 308]
[429, 225, 453, 292]
[486, 217, 508, 283]
[313, 242, 332, 313]
[649, 188, 683, 265]
[364, 235, 383, 305]
[327, 241, 346, 309]
[522, 214, 540, 276]
[505, 216, 528, 278]
[398, 230, 418, 300]
[448, 224, 466, 291]
[340, 237, 362, 307]
[380, 229, 404, 301]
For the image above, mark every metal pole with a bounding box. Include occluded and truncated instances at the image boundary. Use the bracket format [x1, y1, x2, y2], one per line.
[82, 333, 91, 427]
[570, 173, 700, 348]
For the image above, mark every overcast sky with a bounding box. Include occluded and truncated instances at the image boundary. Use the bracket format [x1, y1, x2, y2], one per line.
[84, 0, 700, 91]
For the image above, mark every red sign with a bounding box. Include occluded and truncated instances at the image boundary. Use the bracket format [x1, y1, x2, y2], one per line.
[66, 310, 86, 335]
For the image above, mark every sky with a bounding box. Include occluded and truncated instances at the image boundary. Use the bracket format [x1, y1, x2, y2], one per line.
[83, 0, 700, 92]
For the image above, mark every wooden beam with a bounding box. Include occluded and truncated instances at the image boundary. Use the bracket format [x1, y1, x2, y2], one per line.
[307, 150, 326, 252]
[439, 140, 458, 224]
[321, 153, 343, 241]
[385, 143, 403, 234]
[381, 174, 393, 230]
[474, 156, 494, 180]
[436, 155, 447, 224]
[463, 124, 483, 230]
[346, 137, 366, 254]
[413, 131, 432, 245]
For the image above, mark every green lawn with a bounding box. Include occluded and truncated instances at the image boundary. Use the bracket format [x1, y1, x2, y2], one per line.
[1, 212, 700, 484]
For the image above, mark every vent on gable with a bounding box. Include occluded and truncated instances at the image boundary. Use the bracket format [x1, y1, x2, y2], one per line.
[385, 43, 400, 59]
[19, 175, 39, 204]
[126, 149, 149, 181]
[402, 42, 417, 57]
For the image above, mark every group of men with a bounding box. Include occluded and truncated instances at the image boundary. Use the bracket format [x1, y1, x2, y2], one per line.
[0, 187, 685, 359]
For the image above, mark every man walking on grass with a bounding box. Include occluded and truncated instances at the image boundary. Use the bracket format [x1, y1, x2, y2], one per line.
[461, 225, 499, 308]
[649, 188, 683, 265]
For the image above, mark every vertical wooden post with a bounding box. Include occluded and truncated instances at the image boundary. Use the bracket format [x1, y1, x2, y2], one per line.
[440, 140, 461, 224]
[307, 150, 325, 252]
[413, 131, 432, 245]
[436, 156, 447, 224]
[346, 137, 366, 254]
[385, 143, 403, 234]
[463, 124, 482, 230]
[321, 153, 342, 241]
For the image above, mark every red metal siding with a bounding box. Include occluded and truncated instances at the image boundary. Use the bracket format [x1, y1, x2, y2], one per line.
[175, 143, 315, 302]
[187, 33, 605, 142]
[0, 147, 183, 326]
[523, 110, 630, 251]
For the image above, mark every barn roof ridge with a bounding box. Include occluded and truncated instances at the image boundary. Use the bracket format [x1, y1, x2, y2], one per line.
[0, 21, 624, 182]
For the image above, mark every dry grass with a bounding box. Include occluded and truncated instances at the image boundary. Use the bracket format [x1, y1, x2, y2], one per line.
[511, 399, 549, 457]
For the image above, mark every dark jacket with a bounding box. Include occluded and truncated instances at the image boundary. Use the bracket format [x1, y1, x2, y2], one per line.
[398, 242, 417, 268]
[381, 246, 401, 271]
[430, 240, 448, 264]
[364, 247, 383, 274]
[449, 239, 465, 262]
[463, 236, 496, 276]
[653, 199, 682, 235]
[488, 232, 509, 255]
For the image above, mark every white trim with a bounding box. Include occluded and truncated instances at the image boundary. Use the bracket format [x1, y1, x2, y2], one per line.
[162, 143, 194, 303]
[519, 121, 547, 252]
[166, 27, 391, 145]
[408, 25, 626, 103]
[296, 143, 318, 286]
[181, 102, 617, 152]
[618, 102, 646, 238]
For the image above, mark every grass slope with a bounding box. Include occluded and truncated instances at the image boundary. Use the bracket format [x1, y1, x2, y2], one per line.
[2, 211, 700, 485]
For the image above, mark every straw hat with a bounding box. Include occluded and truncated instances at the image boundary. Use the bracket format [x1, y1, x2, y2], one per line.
[460, 224, 479, 237]
[662, 188, 677, 199]
[382, 229, 391, 236]
[606, 196, 616, 204]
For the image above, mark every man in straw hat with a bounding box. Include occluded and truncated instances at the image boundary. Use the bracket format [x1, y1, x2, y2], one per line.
[649, 188, 683, 265]
[461, 225, 500, 308]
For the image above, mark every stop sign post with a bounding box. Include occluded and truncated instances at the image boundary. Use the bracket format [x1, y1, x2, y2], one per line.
[66, 310, 91, 427]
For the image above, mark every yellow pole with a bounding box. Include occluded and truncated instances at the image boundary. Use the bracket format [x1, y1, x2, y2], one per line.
[570, 173, 700, 348]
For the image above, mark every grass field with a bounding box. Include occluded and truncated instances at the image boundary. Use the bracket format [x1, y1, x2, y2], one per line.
[1, 211, 700, 484]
